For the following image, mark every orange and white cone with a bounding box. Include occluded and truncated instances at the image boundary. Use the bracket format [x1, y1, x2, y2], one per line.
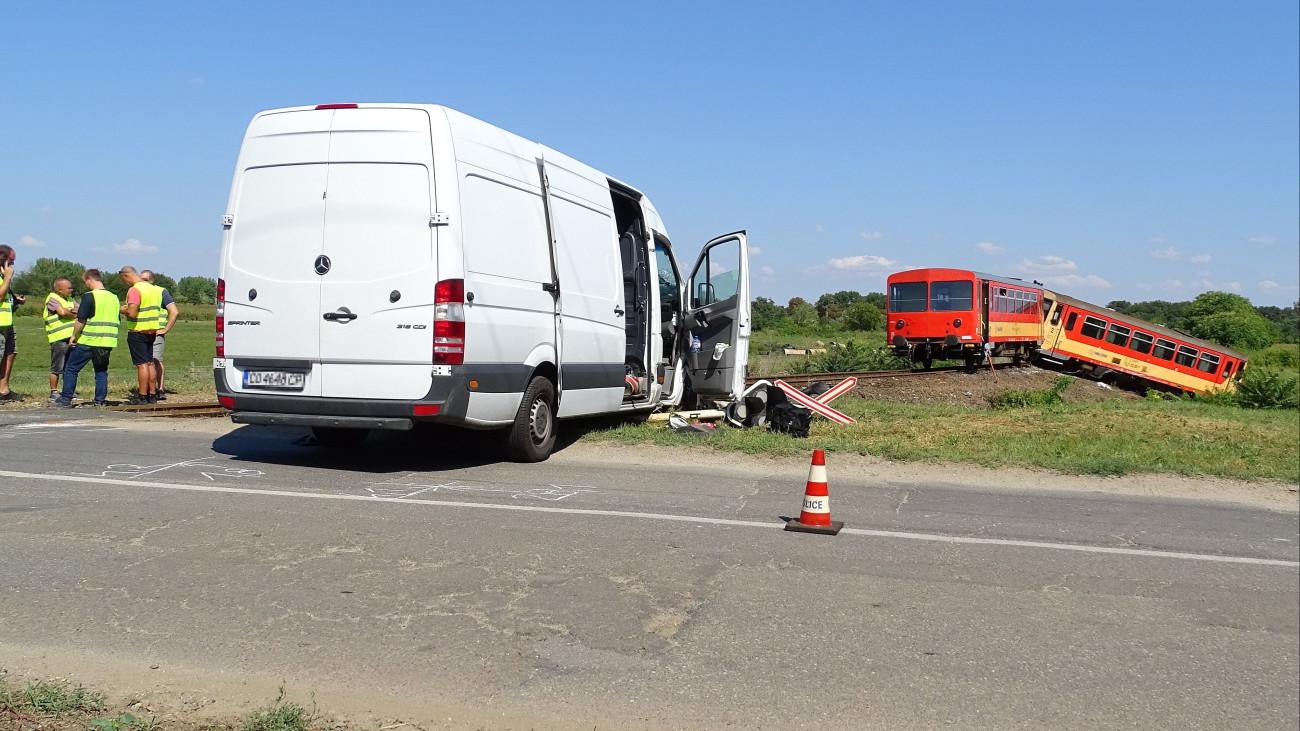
[785, 449, 844, 535]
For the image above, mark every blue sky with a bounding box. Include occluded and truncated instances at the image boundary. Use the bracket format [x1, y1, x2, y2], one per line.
[2, 1, 1296, 306]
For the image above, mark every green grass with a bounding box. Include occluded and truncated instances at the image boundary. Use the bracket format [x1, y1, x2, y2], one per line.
[241, 687, 316, 731]
[0, 674, 105, 714]
[587, 397, 1300, 482]
[4, 315, 215, 401]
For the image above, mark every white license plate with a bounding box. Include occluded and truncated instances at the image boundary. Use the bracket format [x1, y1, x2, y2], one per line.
[243, 370, 306, 390]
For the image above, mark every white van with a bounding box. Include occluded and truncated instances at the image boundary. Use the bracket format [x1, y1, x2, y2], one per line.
[214, 103, 751, 460]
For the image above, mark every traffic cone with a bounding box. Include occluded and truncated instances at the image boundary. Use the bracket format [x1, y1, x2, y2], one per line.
[784, 449, 844, 535]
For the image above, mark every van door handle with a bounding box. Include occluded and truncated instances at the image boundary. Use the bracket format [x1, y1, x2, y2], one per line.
[614, 307, 625, 317]
[323, 309, 357, 323]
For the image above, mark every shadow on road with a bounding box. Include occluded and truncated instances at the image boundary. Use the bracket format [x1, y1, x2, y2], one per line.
[210, 415, 636, 474]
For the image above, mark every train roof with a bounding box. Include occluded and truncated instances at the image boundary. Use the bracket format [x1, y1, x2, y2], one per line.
[888, 268, 1044, 289]
[1047, 291, 1249, 360]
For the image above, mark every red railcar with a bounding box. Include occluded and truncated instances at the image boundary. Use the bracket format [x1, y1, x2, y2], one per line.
[886, 268, 1043, 368]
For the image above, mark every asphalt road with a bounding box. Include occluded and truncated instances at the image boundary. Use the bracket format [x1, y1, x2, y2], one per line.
[1, 411, 1297, 730]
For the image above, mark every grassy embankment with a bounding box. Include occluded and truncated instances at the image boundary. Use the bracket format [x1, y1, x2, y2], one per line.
[0, 673, 315, 731]
[3, 306, 215, 402]
[591, 331, 1300, 483]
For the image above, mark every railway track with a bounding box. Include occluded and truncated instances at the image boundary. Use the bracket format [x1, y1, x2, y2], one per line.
[746, 363, 1022, 390]
[105, 401, 230, 417]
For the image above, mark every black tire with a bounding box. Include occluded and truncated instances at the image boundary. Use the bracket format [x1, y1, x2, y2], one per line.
[504, 376, 557, 462]
[311, 426, 369, 447]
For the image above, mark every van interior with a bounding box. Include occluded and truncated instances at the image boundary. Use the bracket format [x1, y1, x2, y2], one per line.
[610, 182, 679, 401]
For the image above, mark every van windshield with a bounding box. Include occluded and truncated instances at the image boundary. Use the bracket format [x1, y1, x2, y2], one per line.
[890, 282, 927, 312]
[930, 280, 973, 311]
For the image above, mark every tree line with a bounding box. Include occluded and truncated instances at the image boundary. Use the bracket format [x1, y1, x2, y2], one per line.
[751, 287, 1298, 351]
[9, 257, 218, 305]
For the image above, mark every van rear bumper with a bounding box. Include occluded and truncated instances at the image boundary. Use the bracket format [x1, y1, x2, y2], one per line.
[214, 366, 473, 428]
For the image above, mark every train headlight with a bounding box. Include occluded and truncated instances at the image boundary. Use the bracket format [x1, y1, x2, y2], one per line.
[895, 319, 905, 329]
[953, 318, 963, 328]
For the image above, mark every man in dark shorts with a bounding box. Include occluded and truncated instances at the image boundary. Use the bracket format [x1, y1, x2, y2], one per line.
[0, 243, 27, 400]
[118, 266, 162, 404]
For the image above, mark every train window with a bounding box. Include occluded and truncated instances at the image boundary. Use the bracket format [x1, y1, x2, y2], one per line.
[1222, 361, 1234, 378]
[1104, 323, 1131, 347]
[1130, 331, 1154, 354]
[1050, 304, 1062, 326]
[930, 280, 974, 311]
[1175, 345, 1198, 367]
[1196, 352, 1221, 374]
[1080, 316, 1107, 339]
[1015, 291, 1025, 313]
[889, 282, 928, 313]
[1153, 338, 1177, 360]
[1065, 312, 1077, 330]
[1028, 293, 1038, 316]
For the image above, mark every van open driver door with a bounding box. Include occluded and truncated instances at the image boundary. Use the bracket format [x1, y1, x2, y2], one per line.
[683, 232, 751, 404]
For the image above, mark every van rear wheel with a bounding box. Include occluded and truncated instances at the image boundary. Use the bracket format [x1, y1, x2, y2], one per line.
[504, 376, 557, 462]
[311, 426, 369, 447]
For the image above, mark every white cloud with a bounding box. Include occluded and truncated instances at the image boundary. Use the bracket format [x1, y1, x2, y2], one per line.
[1226, 282, 1241, 291]
[975, 241, 1005, 256]
[1017, 255, 1077, 276]
[828, 254, 897, 271]
[1259, 280, 1280, 292]
[859, 231, 883, 240]
[19, 234, 45, 248]
[747, 245, 762, 257]
[38, 205, 54, 214]
[1150, 246, 1181, 260]
[1138, 279, 1186, 293]
[758, 265, 776, 281]
[1149, 237, 1165, 243]
[114, 238, 158, 254]
[1189, 254, 1211, 264]
[814, 225, 824, 233]
[709, 261, 727, 276]
[1046, 274, 1112, 289]
[1249, 236, 1277, 245]
[188, 78, 206, 88]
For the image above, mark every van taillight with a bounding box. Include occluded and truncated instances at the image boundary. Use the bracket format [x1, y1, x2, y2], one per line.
[433, 279, 465, 365]
[215, 278, 226, 358]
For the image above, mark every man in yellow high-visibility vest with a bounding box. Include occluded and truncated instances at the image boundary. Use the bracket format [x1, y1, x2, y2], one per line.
[0, 243, 28, 400]
[118, 265, 162, 404]
[44, 276, 79, 399]
[53, 269, 119, 408]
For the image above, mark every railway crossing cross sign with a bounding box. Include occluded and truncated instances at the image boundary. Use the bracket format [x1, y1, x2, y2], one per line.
[773, 378, 857, 424]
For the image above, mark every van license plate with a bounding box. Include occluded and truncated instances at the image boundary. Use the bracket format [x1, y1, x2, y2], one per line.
[243, 370, 306, 390]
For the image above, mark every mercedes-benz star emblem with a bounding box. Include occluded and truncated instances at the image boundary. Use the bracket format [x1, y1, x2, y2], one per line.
[314, 255, 331, 275]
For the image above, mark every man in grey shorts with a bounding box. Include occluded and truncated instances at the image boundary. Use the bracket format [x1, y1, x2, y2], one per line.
[141, 270, 179, 398]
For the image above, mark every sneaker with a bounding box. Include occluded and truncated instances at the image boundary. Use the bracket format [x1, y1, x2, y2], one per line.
[124, 395, 151, 406]
[52, 398, 74, 409]
[90, 400, 109, 408]
[49, 390, 58, 400]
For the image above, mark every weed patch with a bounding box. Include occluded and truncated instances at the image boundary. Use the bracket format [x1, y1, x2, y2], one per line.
[241, 687, 316, 731]
[0, 675, 104, 714]
[988, 376, 1073, 408]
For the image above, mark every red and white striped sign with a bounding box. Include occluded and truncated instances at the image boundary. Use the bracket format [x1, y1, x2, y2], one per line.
[774, 378, 856, 424]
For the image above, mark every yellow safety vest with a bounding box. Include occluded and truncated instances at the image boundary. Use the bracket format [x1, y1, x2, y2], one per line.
[44, 292, 77, 343]
[0, 273, 11, 327]
[125, 281, 163, 331]
[79, 289, 121, 348]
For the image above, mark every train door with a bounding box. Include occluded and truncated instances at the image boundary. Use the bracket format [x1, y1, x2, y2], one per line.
[979, 281, 990, 340]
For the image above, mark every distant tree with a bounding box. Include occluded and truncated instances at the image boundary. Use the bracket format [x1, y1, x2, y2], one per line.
[786, 296, 809, 315]
[149, 271, 178, 294]
[1123, 299, 1190, 331]
[10, 257, 89, 298]
[815, 290, 863, 318]
[844, 300, 885, 331]
[176, 276, 218, 305]
[1186, 291, 1278, 350]
[1255, 301, 1298, 344]
[789, 301, 819, 327]
[863, 292, 887, 310]
[102, 271, 128, 300]
[1106, 300, 1134, 314]
[751, 297, 786, 331]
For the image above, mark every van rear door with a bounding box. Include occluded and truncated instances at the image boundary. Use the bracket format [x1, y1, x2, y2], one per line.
[221, 111, 331, 397]
[683, 232, 751, 402]
[317, 109, 437, 400]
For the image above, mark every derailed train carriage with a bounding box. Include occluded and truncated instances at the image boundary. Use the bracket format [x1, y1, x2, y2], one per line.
[885, 267, 1247, 395]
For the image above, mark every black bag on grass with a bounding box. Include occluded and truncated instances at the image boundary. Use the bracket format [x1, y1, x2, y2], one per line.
[766, 387, 812, 438]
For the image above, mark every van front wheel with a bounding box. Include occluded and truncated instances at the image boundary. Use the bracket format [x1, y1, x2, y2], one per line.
[504, 376, 557, 462]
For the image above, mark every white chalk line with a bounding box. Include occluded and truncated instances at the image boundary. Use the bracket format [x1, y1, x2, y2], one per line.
[2, 469, 1296, 569]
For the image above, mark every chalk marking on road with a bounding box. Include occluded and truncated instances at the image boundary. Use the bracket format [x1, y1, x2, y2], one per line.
[72, 457, 265, 482]
[1, 421, 124, 439]
[3, 468, 1296, 569]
